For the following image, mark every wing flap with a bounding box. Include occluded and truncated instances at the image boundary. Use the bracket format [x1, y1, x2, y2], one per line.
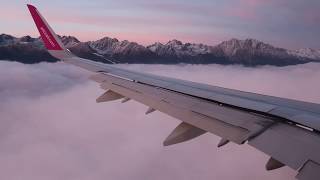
[191, 101, 274, 136]
[249, 123, 320, 171]
[269, 107, 320, 131]
[296, 161, 320, 180]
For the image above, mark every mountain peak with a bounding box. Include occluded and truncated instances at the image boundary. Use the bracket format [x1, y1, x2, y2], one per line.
[218, 38, 277, 53]
[167, 39, 183, 46]
[60, 35, 80, 41]
[214, 38, 291, 62]
[58, 35, 80, 48]
[0, 33, 14, 38]
[0, 34, 15, 41]
[19, 35, 36, 43]
[244, 38, 270, 48]
[221, 38, 265, 46]
[0, 34, 16, 46]
[147, 42, 164, 52]
[96, 36, 119, 43]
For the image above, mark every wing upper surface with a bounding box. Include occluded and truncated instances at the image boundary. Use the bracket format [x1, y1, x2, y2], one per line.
[64, 57, 320, 131]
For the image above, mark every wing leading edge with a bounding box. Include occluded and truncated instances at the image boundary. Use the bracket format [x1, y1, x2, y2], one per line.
[27, 4, 320, 180]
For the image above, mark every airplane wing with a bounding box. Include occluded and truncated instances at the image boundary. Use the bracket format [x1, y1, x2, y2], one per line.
[27, 4, 320, 180]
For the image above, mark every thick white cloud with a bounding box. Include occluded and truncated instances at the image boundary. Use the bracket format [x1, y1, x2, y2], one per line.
[2, 61, 320, 180]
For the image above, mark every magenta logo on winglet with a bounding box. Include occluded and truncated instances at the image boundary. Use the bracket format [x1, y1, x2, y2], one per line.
[27, 4, 62, 50]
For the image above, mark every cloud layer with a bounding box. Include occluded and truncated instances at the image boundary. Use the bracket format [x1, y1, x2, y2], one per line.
[2, 61, 320, 180]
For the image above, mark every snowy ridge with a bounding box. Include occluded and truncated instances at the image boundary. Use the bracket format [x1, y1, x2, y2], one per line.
[59, 36, 80, 48]
[88, 37, 150, 57]
[215, 38, 284, 57]
[288, 48, 320, 60]
[147, 39, 212, 57]
[0, 33, 319, 65]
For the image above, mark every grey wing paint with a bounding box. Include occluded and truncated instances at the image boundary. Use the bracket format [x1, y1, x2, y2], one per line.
[27, 4, 320, 180]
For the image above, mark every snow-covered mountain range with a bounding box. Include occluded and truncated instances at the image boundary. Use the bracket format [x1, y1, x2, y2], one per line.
[288, 48, 320, 60]
[0, 33, 319, 66]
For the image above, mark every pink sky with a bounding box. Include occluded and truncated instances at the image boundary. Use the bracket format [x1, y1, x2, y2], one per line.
[1, 0, 320, 49]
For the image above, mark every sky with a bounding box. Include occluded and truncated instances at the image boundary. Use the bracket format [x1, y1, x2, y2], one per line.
[2, 61, 320, 180]
[1, 0, 320, 49]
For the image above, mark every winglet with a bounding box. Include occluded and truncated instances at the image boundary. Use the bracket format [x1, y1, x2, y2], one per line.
[27, 4, 64, 51]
